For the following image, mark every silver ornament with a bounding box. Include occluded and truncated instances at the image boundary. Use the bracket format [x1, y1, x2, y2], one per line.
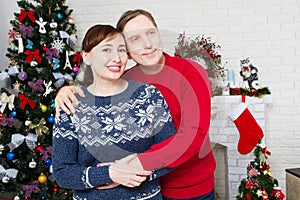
[29, 160, 37, 168]
[2, 176, 10, 183]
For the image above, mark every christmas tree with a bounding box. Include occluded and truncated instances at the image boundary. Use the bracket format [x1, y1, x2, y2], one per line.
[0, 0, 81, 199]
[237, 140, 285, 200]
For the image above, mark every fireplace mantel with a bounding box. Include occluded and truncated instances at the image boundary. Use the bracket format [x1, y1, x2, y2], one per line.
[210, 95, 272, 200]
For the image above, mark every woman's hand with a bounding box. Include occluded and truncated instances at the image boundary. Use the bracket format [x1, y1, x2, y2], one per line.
[108, 154, 152, 188]
[55, 85, 85, 117]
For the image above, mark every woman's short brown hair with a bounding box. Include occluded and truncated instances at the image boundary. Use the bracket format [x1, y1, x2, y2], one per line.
[116, 9, 157, 32]
[77, 24, 122, 86]
[82, 24, 120, 52]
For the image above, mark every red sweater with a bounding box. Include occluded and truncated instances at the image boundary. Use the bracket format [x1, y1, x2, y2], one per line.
[123, 53, 216, 198]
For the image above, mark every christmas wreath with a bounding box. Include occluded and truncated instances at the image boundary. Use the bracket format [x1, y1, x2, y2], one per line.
[174, 32, 226, 81]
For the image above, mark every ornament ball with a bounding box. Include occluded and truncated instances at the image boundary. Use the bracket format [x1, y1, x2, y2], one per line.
[56, 11, 65, 21]
[35, 145, 43, 153]
[68, 17, 74, 24]
[25, 120, 32, 126]
[40, 104, 47, 112]
[44, 158, 52, 166]
[29, 160, 37, 168]
[6, 152, 16, 160]
[18, 71, 27, 81]
[38, 173, 47, 184]
[72, 65, 80, 73]
[10, 110, 17, 117]
[49, 20, 58, 29]
[14, 196, 20, 200]
[53, 187, 59, 193]
[47, 115, 55, 124]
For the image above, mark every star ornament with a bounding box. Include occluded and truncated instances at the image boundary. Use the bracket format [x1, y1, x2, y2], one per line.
[256, 189, 263, 197]
[13, 81, 21, 92]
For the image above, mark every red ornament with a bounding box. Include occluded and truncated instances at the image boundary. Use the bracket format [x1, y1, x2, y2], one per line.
[35, 145, 43, 153]
[262, 188, 269, 200]
[0, 112, 3, 122]
[245, 179, 255, 189]
[245, 193, 252, 200]
[270, 187, 285, 199]
[18, 93, 36, 110]
[18, 9, 36, 23]
[73, 51, 82, 66]
[262, 147, 271, 158]
[25, 49, 42, 64]
[25, 197, 32, 200]
[53, 187, 59, 193]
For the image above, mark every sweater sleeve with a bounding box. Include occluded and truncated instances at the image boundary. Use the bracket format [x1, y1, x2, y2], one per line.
[141, 86, 177, 179]
[137, 59, 212, 170]
[52, 113, 113, 190]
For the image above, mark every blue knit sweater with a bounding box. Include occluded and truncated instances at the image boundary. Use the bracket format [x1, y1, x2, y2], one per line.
[53, 80, 176, 200]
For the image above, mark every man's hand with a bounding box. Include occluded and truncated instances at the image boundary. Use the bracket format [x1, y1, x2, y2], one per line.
[96, 182, 120, 190]
[108, 154, 152, 188]
[55, 85, 85, 117]
[127, 156, 146, 171]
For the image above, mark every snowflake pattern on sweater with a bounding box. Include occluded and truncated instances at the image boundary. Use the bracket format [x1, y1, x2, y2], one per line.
[53, 80, 176, 200]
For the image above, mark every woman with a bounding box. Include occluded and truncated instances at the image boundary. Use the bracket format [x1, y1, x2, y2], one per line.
[52, 24, 176, 200]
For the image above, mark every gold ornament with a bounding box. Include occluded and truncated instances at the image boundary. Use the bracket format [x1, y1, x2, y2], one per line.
[68, 17, 74, 24]
[38, 173, 47, 183]
[29, 118, 49, 136]
[40, 104, 47, 112]
[62, 1, 67, 6]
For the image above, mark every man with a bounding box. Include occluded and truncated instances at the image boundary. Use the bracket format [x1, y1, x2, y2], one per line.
[55, 9, 216, 200]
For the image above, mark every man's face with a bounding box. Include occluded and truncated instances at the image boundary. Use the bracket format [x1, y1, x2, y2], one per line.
[122, 15, 163, 66]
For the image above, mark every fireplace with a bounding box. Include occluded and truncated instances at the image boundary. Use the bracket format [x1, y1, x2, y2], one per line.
[210, 95, 272, 199]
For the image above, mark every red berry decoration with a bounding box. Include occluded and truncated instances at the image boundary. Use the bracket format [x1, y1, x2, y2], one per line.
[35, 145, 43, 153]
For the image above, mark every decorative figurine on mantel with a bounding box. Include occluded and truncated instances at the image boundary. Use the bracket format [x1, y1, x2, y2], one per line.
[239, 57, 260, 89]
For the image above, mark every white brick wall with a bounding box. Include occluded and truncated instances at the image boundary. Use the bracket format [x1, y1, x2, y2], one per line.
[0, 0, 298, 198]
[66, 0, 299, 197]
[211, 95, 271, 199]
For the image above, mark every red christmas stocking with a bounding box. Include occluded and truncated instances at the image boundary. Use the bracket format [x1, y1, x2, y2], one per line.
[228, 102, 264, 154]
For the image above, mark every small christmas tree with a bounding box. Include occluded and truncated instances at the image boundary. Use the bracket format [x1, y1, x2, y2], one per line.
[0, 0, 81, 199]
[237, 140, 285, 200]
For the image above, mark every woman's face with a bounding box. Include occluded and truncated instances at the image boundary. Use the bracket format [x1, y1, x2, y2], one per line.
[83, 33, 128, 82]
[122, 15, 164, 66]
